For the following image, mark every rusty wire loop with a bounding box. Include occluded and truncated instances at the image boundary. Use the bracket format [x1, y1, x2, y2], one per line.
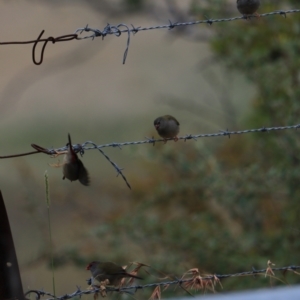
[31, 30, 78, 65]
[0, 9, 300, 65]
[24, 265, 300, 300]
[0, 30, 78, 65]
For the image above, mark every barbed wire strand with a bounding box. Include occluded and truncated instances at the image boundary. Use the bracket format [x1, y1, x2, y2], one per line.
[24, 265, 300, 300]
[82, 123, 300, 150]
[1, 123, 299, 189]
[0, 9, 300, 65]
[75, 9, 300, 39]
[2, 123, 299, 159]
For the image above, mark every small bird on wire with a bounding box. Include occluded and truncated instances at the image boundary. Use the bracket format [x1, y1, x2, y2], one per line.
[62, 133, 90, 186]
[237, 0, 260, 18]
[154, 115, 180, 143]
[86, 261, 142, 286]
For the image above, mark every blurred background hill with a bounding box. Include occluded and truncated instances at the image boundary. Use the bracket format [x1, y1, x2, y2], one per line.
[0, 0, 300, 297]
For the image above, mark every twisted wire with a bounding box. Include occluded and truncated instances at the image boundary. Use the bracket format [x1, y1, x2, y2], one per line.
[1, 123, 299, 189]
[82, 123, 300, 150]
[75, 9, 300, 39]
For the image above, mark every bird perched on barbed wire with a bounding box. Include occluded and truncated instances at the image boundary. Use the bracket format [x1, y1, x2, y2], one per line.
[154, 115, 180, 143]
[86, 261, 142, 286]
[237, 0, 260, 18]
[62, 133, 90, 186]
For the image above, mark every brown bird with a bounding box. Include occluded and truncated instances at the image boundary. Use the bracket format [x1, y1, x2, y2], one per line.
[237, 0, 260, 17]
[86, 261, 142, 286]
[62, 134, 90, 186]
[154, 115, 180, 143]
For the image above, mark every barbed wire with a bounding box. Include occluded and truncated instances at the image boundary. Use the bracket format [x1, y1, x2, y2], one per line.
[1, 123, 299, 189]
[0, 9, 299, 65]
[24, 264, 300, 299]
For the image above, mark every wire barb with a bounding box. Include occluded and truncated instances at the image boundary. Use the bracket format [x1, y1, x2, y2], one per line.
[168, 19, 177, 30]
[204, 15, 213, 26]
[145, 136, 156, 146]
